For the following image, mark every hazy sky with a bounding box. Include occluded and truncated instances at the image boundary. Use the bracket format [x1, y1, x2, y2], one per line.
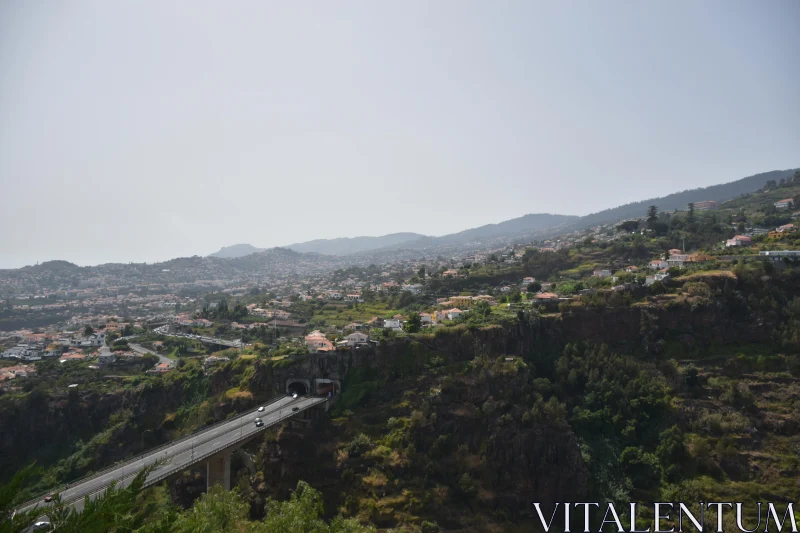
[1, 1, 798, 268]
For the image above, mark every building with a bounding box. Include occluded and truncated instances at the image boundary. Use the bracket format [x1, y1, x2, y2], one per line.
[419, 313, 432, 325]
[534, 293, 559, 302]
[446, 308, 463, 320]
[401, 284, 423, 295]
[592, 269, 612, 278]
[645, 272, 671, 286]
[760, 250, 800, 259]
[726, 235, 753, 247]
[383, 319, 402, 330]
[0, 364, 36, 380]
[775, 198, 795, 209]
[98, 351, 116, 365]
[305, 331, 335, 353]
[777, 224, 796, 233]
[449, 295, 477, 308]
[667, 254, 691, 267]
[146, 362, 173, 375]
[694, 200, 718, 211]
[649, 260, 668, 270]
[667, 253, 709, 267]
[345, 332, 369, 346]
[204, 355, 230, 367]
[59, 353, 87, 363]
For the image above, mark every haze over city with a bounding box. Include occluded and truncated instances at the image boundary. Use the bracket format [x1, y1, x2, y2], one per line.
[1, 1, 798, 268]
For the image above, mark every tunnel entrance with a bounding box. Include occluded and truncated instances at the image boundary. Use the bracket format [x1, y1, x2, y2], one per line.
[286, 380, 309, 396]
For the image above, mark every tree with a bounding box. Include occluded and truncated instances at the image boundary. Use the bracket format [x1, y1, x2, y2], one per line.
[261, 481, 375, 533]
[617, 220, 640, 233]
[471, 299, 492, 319]
[527, 281, 542, 293]
[417, 266, 426, 279]
[83, 325, 94, 336]
[646, 206, 660, 231]
[172, 485, 250, 532]
[403, 312, 422, 333]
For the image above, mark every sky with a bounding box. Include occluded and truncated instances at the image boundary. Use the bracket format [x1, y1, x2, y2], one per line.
[1, 1, 798, 268]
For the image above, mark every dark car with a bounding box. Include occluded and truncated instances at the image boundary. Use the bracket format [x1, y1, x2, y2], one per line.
[254, 418, 264, 427]
[292, 407, 299, 412]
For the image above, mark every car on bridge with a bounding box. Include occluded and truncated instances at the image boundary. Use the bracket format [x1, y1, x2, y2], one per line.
[254, 418, 264, 427]
[33, 521, 51, 531]
[257, 406, 265, 412]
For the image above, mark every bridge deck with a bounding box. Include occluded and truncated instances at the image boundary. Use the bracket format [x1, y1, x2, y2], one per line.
[20, 395, 327, 513]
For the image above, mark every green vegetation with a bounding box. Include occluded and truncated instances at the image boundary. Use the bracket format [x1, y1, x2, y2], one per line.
[1, 469, 373, 533]
[6, 177, 800, 531]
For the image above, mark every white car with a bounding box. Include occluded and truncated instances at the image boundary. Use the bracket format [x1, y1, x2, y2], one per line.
[292, 393, 298, 399]
[33, 521, 51, 531]
[257, 406, 265, 412]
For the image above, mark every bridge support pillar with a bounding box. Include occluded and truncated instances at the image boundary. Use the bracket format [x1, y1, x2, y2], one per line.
[206, 450, 232, 491]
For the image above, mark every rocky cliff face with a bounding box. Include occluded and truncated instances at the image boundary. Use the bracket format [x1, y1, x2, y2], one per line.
[0, 297, 775, 490]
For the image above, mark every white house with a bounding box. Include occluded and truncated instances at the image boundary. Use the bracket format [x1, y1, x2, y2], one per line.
[775, 198, 794, 209]
[345, 332, 369, 346]
[666, 254, 691, 268]
[383, 319, 402, 330]
[649, 260, 668, 270]
[726, 235, 752, 247]
[419, 313, 432, 325]
[446, 308, 463, 320]
[592, 269, 612, 278]
[645, 272, 671, 286]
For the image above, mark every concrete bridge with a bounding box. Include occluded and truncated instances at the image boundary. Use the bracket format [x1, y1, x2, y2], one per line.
[19, 393, 330, 514]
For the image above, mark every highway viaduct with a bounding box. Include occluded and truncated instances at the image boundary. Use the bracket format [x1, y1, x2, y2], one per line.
[18, 378, 341, 515]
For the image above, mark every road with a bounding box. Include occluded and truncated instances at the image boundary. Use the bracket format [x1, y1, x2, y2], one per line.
[20, 394, 327, 515]
[128, 343, 173, 366]
[153, 326, 244, 349]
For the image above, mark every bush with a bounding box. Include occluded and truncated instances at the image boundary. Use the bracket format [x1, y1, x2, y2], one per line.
[343, 433, 373, 457]
[421, 521, 440, 533]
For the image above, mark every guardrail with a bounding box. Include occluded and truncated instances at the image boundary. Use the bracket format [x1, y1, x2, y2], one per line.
[34, 396, 330, 508]
[17, 393, 292, 511]
[144, 397, 328, 488]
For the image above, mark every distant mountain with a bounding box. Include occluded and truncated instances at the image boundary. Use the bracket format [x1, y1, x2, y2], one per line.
[434, 213, 578, 244]
[286, 233, 427, 256]
[211, 168, 798, 260]
[566, 169, 799, 231]
[28, 260, 79, 270]
[364, 213, 579, 253]
[208, 243, 265, 259]
[284, 215, 579, 256]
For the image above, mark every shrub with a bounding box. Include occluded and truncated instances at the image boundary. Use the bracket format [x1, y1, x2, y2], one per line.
[343, 433, 373, 457]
